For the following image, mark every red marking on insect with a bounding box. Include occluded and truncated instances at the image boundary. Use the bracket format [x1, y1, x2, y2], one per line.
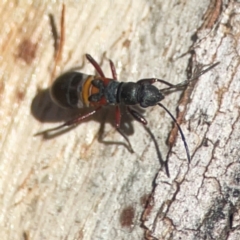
[36, 53, 219, 176]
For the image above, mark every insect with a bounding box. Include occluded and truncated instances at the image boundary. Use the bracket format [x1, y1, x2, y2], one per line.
[37, 54, 219, 175]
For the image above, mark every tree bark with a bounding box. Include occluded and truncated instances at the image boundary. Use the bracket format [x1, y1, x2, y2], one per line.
[1, 1, 238, 240]
[143, 1, 240, 239]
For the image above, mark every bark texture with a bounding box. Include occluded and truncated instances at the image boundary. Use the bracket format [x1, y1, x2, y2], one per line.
[143, 1, 240, 239]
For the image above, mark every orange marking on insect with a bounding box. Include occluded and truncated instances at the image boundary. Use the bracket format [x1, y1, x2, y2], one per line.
[82, 76, 93, 106]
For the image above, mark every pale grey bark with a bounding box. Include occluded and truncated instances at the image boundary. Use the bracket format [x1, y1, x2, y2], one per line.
[143, 1, 240, 239]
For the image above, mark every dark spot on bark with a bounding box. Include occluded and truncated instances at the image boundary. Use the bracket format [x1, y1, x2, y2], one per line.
[140, 193, 150, 207]
[122, 39, 131, 48]
[232, 189, 240, 197]
[0, 81, 5, 96]
[17, 39, 38, 64]
[16, 90, 25, 102]
[229, 212, 233, 229]
[120, 205, 135, 228]
[203, 138, 209, 147]
[234, 172, 240, 185]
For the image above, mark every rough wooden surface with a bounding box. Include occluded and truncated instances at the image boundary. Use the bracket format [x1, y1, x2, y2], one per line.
[143, 1, 240, 239]
[1, 1, 238, 240]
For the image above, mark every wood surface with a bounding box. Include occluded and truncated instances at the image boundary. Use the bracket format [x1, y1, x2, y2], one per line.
[0, 1, 239, 240]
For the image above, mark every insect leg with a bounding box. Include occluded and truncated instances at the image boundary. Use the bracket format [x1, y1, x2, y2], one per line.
[86, 54, 105, 77]
[35, 107, 102, 136]
[127, 107, 147, 125]
[109, 59, 117, 80]
[115, 105, 121, 128]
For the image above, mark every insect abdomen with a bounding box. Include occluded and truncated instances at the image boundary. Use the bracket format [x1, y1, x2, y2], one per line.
[50, 72, 93, 109]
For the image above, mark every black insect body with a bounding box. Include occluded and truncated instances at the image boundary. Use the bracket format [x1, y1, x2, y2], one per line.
[38, 54, 219, 175]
